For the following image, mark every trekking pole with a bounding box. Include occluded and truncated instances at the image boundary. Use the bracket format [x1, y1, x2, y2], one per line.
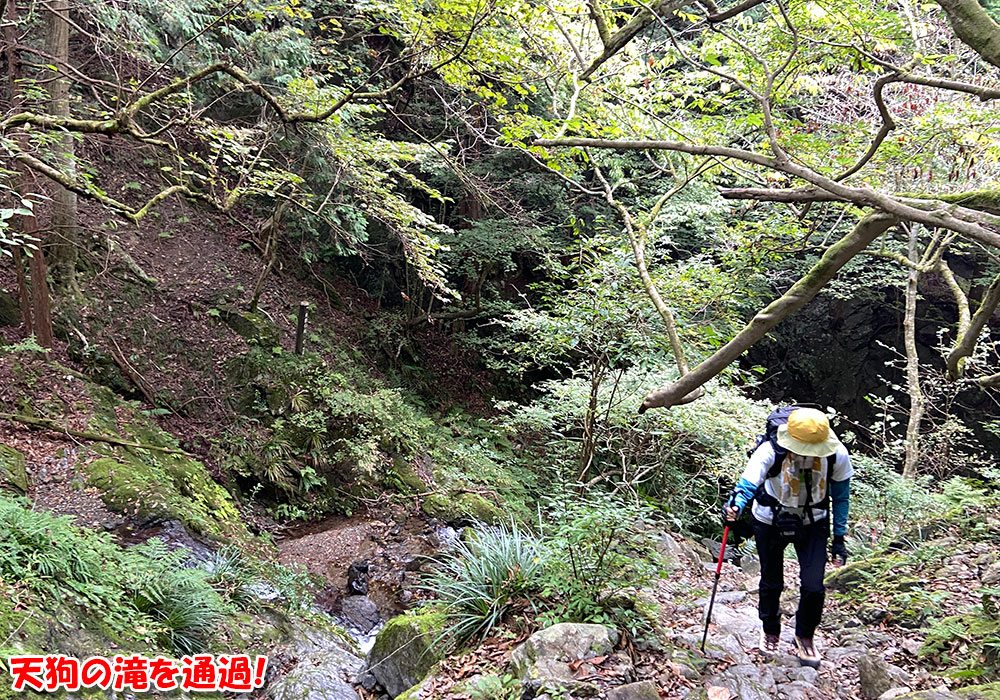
[700, 515, 732, 653]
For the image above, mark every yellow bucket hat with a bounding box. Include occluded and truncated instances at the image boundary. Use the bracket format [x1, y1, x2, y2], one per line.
[776, 408, 841, 457]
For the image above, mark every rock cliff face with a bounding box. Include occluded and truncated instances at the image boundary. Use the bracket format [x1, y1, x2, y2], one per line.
[744, 291, 1000, 454]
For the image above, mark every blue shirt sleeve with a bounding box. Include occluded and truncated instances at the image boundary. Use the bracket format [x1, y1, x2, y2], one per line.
[732, 477, 758, 512]
[830, 477, 850, 536]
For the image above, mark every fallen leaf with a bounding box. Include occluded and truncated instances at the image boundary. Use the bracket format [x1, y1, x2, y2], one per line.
[707, 685, 732, 700]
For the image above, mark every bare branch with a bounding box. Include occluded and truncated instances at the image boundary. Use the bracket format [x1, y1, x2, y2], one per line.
[937, 258, 971, 338]
[835, 73, 899, 181]
[533, 136, 1000, 250]
[580, 0, 694, 81]
[707, 0, 768, 23]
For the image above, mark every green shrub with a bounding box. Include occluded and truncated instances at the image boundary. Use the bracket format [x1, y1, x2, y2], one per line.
[118, 540, 228, 655]
[0, 495, 269, 656]
[536, 493, 661, 639]
[422, 524, 544, 644]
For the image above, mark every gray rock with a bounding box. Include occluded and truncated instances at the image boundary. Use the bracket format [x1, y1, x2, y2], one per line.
[741, 553, 761, 577]
[705, 663, 776, 700]
[778, 680, 822, 700]
[981, 561, 1000, 586]
[291, 624, 363, 665]
[676, 632, 750, 664]
[606, 680, 659, 700]
[705, 604, 759, 649]
[341, 595, 380, 634]
[859, 606, 890, 625]
[823, 645, 865, 664]
[269, 650, 364, 700]
[788, 666, 819, 684]
[858, 653, 911, 700]
[656, 532, 685, 567]
[878, 689, 914, 700]
[510, 623, 618, 697]
[696, 591, 747, 609]
[358, 672, 378, 691]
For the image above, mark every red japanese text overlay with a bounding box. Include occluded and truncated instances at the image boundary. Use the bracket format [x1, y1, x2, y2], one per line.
[7, 655, 268, 692]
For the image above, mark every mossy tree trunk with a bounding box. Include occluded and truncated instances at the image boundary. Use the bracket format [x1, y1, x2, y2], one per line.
[641, 213, 898, 409]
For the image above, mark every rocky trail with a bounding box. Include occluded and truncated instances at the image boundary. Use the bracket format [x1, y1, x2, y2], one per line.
[264, 523, 999, 700]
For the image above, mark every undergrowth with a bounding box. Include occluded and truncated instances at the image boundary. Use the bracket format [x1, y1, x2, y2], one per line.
[423, 492, 663, 647]
[0, 495, 314, 657]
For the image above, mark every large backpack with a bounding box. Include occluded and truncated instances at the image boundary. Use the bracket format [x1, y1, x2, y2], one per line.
[733, 406, 838, 537]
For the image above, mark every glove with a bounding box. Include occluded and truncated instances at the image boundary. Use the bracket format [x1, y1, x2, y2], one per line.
[722, 502, 739, 527]
[830, 535, 848, 565]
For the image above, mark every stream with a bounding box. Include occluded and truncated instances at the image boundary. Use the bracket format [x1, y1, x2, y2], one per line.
[274, 509, 462, 653]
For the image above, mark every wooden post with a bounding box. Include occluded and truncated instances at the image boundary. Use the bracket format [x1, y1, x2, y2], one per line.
[295, 301, 308, 354]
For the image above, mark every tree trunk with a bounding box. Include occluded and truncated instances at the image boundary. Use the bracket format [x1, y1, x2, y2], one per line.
[12, 248, 32, 333]
[249, 202, 286, 313]
[6, 0, 54, 347]
[902, 225, 924, 479]
[46, 0, 79, 293]
[26, 214, 54, 348]
[578, 356, 606, 481]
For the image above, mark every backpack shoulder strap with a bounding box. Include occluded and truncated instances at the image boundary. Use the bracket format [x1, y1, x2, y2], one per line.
[766, 446, 785, 479]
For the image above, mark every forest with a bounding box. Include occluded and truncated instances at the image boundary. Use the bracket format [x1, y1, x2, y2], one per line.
[1, 0, 1000, 698]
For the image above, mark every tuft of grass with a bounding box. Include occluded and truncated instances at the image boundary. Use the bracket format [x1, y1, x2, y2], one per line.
[422, 524, 544, 645]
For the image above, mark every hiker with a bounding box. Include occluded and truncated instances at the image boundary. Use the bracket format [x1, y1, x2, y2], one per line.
[724, 407, 853, 668]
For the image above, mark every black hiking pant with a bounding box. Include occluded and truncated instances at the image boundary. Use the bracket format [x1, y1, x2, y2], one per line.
[754, 516, 828, 639]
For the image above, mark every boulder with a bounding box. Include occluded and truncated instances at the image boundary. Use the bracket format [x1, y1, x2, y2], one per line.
[741, 554, 761, 577]
[981, 562, 1000, 587]
[0, 445, 28, 494]
[367, 612, 447, 698]
[269, 649, 363, 700]
[606, 681, 659, 700]
[218, 307, 280, 347]
[656, 532, 685, 567]
[510, 623, 619, 697]
[675, 631, 750, 665]
[858, 653, 912, 700]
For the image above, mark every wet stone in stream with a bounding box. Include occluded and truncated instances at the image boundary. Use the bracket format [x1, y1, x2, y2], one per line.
[340, 595, 381, 634]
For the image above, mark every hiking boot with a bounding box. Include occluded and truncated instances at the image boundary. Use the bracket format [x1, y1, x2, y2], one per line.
[759, 630, 780, 654]
[794, 636, 821, 668]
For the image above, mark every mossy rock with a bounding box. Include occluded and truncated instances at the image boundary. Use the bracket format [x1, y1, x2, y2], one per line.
[957, 683, 1000, 700]
[369, 612, 448, 698]
[387, 455, 431, 494]
[0, 290, 19, 327]
[81, 383, 243, 539]
[219, 307, 280, 348]
[0, 445, 28, 494]
[84, 453, 241, 540]
[421, 491, 502, 525]
[824, 555, 896, 590]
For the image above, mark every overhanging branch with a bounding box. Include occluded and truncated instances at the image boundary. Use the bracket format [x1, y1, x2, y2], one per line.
[638, 213, 897, 409]
[533, 137, 1000, 250]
